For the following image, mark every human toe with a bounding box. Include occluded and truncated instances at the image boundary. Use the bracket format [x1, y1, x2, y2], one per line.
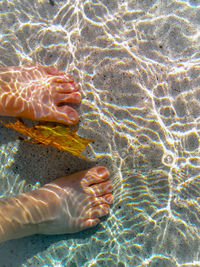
[81, 166, 110, 187]
[54, 106, 79, 125]
[80, 218, 100, 230]
[55, 92, 81, 105]
[86, 193, 113, 209]
[53, 79, 78, 93]
[102, 193, 113, 204]
[86, 204, 110, 219]
[87, 180, 113, 196]
[44, 65, 63, 76]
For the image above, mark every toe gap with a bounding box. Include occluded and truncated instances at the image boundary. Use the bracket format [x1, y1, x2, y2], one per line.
[57, 102, 80, 109]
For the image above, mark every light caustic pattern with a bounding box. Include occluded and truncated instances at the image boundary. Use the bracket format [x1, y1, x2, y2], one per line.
[0, 0, 200, 266]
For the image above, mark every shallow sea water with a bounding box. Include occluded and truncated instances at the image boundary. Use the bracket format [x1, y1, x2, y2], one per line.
[0, 0, 200, 266]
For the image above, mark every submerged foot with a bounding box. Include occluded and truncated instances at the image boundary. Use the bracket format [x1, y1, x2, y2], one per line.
[34, 166, 113, 234]
[0, 65, 81, 125]
[17, 166, 113, 236]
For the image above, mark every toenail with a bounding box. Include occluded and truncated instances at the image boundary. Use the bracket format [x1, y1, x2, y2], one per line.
[105, 195, 113, 204]
[75, 93, 81, 100]
[107, 186, 113, 193]
[68, 110, 76, 120]
[104, 205, 110, 212]
[97, 167, 108, 177]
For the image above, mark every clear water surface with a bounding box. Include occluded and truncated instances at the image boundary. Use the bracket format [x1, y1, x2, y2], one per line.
[0, 0, 200, 266]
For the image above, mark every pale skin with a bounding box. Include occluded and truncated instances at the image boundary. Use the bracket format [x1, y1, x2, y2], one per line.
[0, 65, 113, 243]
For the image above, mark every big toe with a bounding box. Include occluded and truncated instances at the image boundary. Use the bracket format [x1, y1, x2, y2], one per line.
[81, 166, 110, 188]
[53, 105, 79, 125]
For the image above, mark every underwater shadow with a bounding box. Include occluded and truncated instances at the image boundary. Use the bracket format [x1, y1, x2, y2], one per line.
[10, 137, 95, 187]
[0, 117, 20, 146]
[0, 222, 107, 266]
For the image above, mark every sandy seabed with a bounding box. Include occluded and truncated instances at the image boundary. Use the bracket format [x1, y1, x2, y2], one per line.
[0, 0, 200, 266]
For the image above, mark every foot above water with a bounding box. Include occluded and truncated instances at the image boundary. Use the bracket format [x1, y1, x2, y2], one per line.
[0, 65, 81, 125]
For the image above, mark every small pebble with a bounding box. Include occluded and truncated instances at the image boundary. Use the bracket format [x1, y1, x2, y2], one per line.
[49, 0, 54, 6]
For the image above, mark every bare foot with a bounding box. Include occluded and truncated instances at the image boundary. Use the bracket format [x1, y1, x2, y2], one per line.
[0, 166, 113, 242]
[34, 166, 113, 234]
[0, 65, 81, 125]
